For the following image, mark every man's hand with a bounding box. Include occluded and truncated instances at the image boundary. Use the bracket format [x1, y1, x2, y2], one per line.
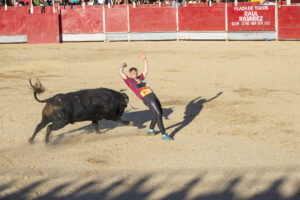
[119, 63, 127, 80]
[140, 52, 146, 60]
[141, 52, 148, 78]
[121, 62, 127, 68]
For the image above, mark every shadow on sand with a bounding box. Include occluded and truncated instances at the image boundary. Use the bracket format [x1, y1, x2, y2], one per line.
[1, 170, 299, 200]
[166, 92, 223, 139]
[52, 92, 222, 143]
[51, 107, 173, 144]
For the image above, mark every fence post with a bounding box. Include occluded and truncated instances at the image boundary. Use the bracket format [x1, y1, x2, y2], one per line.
[176, 4, 179, 41]
[127, 5, 131, 42]
[103, 5, 106, 42]
[30, 0, 34, 13]
[275, 3, 278, 41]
[225, 3, 228, 42]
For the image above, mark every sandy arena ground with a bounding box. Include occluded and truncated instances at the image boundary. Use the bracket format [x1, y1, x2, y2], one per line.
[0, 41, 299, 200]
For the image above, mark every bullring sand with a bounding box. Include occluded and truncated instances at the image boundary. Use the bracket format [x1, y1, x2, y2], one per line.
[0, 41, 299, 199]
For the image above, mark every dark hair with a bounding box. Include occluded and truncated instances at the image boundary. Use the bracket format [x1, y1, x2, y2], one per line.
[129, 67, 138, 73]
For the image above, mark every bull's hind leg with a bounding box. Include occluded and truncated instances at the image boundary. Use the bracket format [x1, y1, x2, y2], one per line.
[29, 117, 49, 144]
[92, 120, 101, 134]
[45, 122, 68, 144]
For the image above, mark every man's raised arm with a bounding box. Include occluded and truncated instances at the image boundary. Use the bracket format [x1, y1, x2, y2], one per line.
[119, 62, 127, 80]
[141, 52, 148, 78]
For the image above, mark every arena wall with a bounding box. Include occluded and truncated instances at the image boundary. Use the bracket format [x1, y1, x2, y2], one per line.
[0, 3, 299, 43]
[278, 5, 300, 40]
[128, 6, 177, 41]
[178, 6, 226, 40]
[104, 5, 128, 41]
[0, 9, 28, 43]
[60, 6, 104, 42]
[26, 13, 60, 44]
[227, 4, 276, 40]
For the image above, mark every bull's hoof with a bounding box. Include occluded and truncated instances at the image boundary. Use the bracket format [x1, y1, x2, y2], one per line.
[95, 130, 101, 134]
[28, 138, 34, 144]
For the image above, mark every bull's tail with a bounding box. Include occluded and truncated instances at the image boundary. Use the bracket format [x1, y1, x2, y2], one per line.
[29, 79, 50, 103]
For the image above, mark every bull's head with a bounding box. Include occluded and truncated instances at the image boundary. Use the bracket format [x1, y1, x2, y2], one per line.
[121, 93, 129, 106]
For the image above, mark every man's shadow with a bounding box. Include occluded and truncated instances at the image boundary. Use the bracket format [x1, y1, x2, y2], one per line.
[166, 92, 223, 139]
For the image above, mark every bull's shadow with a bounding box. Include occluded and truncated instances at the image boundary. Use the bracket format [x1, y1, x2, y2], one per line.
[166, 92, 223, 139]
[54, 108, 174, 139]
[123, 107, 174, 129]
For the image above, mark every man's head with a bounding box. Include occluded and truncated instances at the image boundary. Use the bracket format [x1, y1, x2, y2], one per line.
[129, 67, 138, 79]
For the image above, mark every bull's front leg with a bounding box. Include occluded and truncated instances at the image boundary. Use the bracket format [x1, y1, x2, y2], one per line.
[92, 120, 101, 134]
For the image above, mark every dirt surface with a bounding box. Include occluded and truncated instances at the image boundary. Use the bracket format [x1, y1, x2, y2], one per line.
[0, 41, 299, 200]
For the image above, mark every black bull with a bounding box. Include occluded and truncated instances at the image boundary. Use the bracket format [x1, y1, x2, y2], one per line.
[29, 79, 131, 144]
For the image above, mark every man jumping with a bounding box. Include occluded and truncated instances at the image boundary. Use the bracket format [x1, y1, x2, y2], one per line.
[119, 52, 172, 141]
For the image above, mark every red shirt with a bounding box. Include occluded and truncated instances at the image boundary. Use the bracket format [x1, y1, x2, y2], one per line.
[123, 73, 152, 99]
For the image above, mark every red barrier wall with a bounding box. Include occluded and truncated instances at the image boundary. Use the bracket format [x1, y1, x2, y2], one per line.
[129, 7, 176, 32]
[33, 6, 55, 13]
[0, 11, 27, 35]
[2, 3, 300, 42]
[227, 4, 275, 31]
[135, 4, 161, 8]
[105, 6, 128, 32]
[60, 6, 103, 34]
[26, 13, 60, 44]
[0, 6, 29, 12]
[278, 6, 300, 40]
[185, 3, 205, 7]
[178, 6, 225, 31]
[134, 4, 172, 8]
